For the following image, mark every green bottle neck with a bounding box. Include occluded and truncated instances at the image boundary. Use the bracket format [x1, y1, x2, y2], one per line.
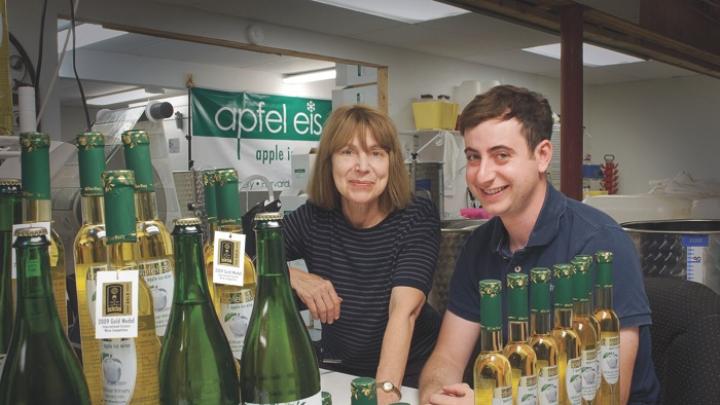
[530, 310, 552, 335]
[508, 320, 530, 343]
[135, 190, 159, 221]
[173, 232, 211, 304]
[15, 243, 60, 329]
[22, 198, 51, 222]
[255, 227, 287, 277]
[81, 195, 105, 225]
[595, 286, 613, 310]
[553, 307, 573, 329]
[480, 326, 504, 353]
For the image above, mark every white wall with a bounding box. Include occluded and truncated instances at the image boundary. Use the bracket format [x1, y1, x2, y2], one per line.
[585, 74, 720, 194]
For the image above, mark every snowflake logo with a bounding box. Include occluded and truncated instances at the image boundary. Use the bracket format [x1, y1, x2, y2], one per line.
[306, 101, 316, 113]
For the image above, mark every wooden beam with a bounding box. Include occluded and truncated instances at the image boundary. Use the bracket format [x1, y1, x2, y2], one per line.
[377, 67, 388, 114]
[560, 5, 583, 200]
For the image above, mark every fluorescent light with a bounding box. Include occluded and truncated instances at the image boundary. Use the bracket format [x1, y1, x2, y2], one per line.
[283, 69, 336, 84]
[128, 101, 149, 108]
[310, 0, 469, 23]
[87, 89, 157, 106]
[57, 21, 127, 51]
[522, 43, 645, 67]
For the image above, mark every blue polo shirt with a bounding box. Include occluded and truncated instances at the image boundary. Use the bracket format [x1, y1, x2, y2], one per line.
[448, 184, 660, 404]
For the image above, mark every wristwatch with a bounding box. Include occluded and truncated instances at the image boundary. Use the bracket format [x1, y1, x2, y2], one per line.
[380, 381, 402, 400]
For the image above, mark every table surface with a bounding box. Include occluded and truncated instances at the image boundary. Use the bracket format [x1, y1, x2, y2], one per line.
[321, 368, 419, 405]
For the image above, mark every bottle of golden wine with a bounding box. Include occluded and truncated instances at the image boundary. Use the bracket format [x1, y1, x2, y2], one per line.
[572, 255, 600, 338]
[592, 251, 620, 405]
[503, 273, 538, 405]
[73, 132, 108, 405]
[571, 257, 599, 405]
[159, 217, 239, 404]
[0, 227, 90, 404]
[101, 170, 160, 404]
[529, 268, 559, 405]
[551, 264, 582, 405]
[0, 178, 21, 370]
[201, 169, 219, 305]
[240, 212, 321, 404]
[122, 130, 175, 339]
[208, 168, 257, 363]
[19, 132, 67, 335]
[474, 279, 513, 405]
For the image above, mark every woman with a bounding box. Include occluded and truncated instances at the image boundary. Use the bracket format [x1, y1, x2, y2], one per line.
[283, 104, 441, 403]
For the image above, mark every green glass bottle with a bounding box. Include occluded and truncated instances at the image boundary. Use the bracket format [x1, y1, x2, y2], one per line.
[122, 130, 175, 339]
[0, 178, 21, 370]
[19, 132, 67, 335]
[503, 273, 538, 405]
[159, 217, 240, 404]
[240, 212, 321, 404]
[0, 227, 90, 404]
[593, 252, 620, 405]
[473, 279, 513, 405]
[351, 377, 377, 405]
[73, 132, 108, 405]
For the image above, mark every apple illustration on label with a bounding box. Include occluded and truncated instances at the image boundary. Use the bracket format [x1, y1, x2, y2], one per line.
[152, 288, 168, 311]
[227, 314, 250, 337]
[542, 384, 557, 403]
[582, 368, 597, 386]
[606, 352, 618, 369]
[103, 355, 123, 384]
[572, 375, 583, 394]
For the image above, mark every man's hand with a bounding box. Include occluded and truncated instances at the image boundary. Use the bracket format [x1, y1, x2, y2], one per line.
[427, 383, 473, 405]
[288, 267, 342, 323]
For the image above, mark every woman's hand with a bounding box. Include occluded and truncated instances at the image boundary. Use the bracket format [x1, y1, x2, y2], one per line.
[288, 267, 342, 324]
[427, 383, 474, 405]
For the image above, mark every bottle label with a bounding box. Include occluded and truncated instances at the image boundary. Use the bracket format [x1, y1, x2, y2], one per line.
[538, 365, 559, 405]
[213, 231, 246, 286]
[95, 270, 139, 339]
[518, 375, 538, 405]
[581, 348, 599, 401]
[220, 288, 255, 359]
[246, 390, 322, 405]
[600, 336, 620, 384]
[101, 339, 137, 405]
[87, 264, 108, 326]
[139, 258, 174, 336]
[492, 386, 513, 405]
[566, 357, 582, 405]
[10, 222, 51, 279]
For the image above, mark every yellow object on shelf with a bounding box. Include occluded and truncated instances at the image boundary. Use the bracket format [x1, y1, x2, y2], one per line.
[412, 101, 458, 130]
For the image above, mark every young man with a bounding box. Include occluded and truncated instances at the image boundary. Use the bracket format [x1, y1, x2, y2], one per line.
[419, 85, 660, 405]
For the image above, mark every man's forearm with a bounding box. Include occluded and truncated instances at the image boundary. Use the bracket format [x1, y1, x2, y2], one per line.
[419, 353, 465, 404]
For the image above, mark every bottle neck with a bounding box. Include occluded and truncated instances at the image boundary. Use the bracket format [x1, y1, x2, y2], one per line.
[106, 241, 139, 270]
[16, 243, 55, 306]
[255, 227, 286, 277]
[553, 307, 573, 328]
[135, 191, 159, 221]
[508, 320, 530, 343]
[480, 326, 504, 353]
[595, 286, 613, 310]
[22, 198, 51, 222]
[530, 310, 552, 335]
[573, 299, 593, 318]
[81, 195, 105, 225]
[174, 232, 211, 304]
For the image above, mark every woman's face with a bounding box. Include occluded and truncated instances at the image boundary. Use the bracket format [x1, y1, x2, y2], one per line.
[332, 132, 390, 210]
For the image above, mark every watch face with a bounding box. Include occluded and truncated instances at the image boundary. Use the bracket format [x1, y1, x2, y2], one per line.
[382, 382, 393, 391]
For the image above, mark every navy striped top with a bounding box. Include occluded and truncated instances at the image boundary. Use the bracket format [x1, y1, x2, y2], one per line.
[283, 196, 441, 376]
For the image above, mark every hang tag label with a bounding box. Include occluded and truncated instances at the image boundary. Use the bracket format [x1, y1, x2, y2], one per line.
[213, 231, 246, 287]
[95, 270, 139, 339]
[11, 222, 51, 279]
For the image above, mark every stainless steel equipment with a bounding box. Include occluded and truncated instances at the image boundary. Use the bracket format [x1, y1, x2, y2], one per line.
[622, 220, 720, 295]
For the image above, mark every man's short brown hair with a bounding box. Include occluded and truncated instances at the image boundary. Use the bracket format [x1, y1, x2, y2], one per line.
[308, 104, 411, 212]
[458, 85, 553, 151]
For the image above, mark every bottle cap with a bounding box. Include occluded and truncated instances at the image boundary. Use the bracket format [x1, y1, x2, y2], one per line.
[553, 264, 574, 307]
[19, 131, 50, 150]
[507, 273, 529, 321]
[322, 391, 332, 405]
[14, 227, 48, 238]
[20, 132, 51, 200]
[254, 212, 283, 222]
[530, 268, 551, 312]
[102, 170, 137, 244]
[0, 178, 21, 195]
[595, 251, 614, 286]
[76, 132, 106, 196]
[351, 377, 377, 405]
[479, 279, 502, 330]
[121, 130, 154, 192]
[595, 251, 613, 263]
[173, 217, 202, 226]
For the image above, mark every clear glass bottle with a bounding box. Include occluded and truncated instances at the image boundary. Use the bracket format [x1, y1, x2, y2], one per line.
[73, 132, 108, 405]
[572, 255, 600, 338]
[530, 268, 560, 405]
[122, 130, 175, 339]
[240, 212, 321, 404]
[571, 257, 599, 405]
[592, 252, 620, 405]
[0, 227, 90, 404]
[0, 178, 21, 370]
[503, 273, 538, 405]
[474, 279, 513, 405]
[201, 169, 219, 305]
[209, 168, 257, 363]
[159, 217, 239, 404]
[551, 264, 583, 405]
[101, 170, 160, 404]
[19, 132, 67, 335]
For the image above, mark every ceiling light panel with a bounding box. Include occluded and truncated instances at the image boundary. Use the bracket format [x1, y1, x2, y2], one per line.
[522, 43, 644, 67]
[310, 0, 470, 23]
[283, 69, 336, 84]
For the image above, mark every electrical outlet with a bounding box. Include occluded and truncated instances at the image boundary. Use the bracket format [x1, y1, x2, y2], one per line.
[168, 138, 180, 153]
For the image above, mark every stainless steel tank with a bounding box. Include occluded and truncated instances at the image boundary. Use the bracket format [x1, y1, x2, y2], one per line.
[622, 220, 720, 295]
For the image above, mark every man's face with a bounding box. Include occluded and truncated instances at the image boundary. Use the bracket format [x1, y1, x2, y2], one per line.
[464, 117, 551, 221]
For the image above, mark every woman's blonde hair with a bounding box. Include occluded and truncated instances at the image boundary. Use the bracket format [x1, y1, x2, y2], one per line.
[308, 104, 411, 212]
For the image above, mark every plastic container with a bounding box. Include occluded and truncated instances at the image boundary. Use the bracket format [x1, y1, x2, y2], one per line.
[411, 100, 458, 130]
